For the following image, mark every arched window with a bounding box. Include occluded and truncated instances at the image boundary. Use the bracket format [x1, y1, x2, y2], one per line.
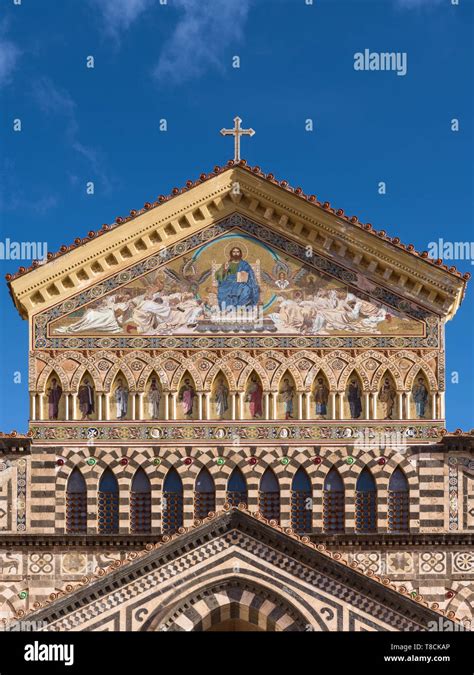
[323, 468, 344, 533]
[388, 467, 409, 532]
[194, 468, 215, 520]
[98, 468, 119, 534]
[291, 467, 311, 533]
[355, 468, 377, 533]
[259, 468, 280, 523]
[227, 467, 248, 507]
[130, 468, 151, 534]
[162, 468, 183, 533]
[66, 468, 87, 534]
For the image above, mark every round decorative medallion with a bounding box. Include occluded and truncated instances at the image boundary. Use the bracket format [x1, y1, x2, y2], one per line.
[183, 457, 193, 466]
[153, 458, 161, 466]
[86, 458, 97, 466]
[280, 457, 290, 466]
[216, 457, 225, 466]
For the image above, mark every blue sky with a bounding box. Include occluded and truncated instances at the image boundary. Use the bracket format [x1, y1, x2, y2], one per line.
[0, 0, 472, 432]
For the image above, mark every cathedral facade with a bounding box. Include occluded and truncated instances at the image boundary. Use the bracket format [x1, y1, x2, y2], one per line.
[1, 161, 473, 632]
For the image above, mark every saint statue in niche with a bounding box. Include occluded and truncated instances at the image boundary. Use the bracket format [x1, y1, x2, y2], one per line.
[78, 379, 95, 420]
[215, 246, 260, 310]
[147, 378, 161, 419]
[47, 378, 62, 420]
[379, 377, 396, 419]
[246, 376, 263, 419]
[314, 377, 329, 418]
[114, 379, 129, 419]
[412, 377, 429, 418]
[279, 378, 295, 420]
[178, 379, 196, 419]
[347, 379, 362, 419]
[214, 378, 229, 419]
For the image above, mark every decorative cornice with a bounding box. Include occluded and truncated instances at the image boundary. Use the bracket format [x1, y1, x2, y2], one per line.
[6, 161, 470, 283]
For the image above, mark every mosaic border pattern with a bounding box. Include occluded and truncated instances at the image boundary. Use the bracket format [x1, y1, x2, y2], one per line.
[29, 421, 445, 443]
[33, 214, 437, 351]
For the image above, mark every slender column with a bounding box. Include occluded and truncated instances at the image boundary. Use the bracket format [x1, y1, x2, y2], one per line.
[32, 395, 36, 421]
[398, 392, 404, 420]
[272, 392, 277, 419]
[239, 392, 245, 419]
[131, 394, 136, 420]
[198, 393, 203, 420]
[372, 392, 378, 419]
[98, 395, 102, 421]
[105, 393, 110, 421]
[139, 392, 144, 420]
[72, 393, 78, 420]
[431, 393, 437, 419]
[330, 392, 337, 420]
[306, 392, 311, 420]
[339, 393, 344, 420]
[64, 394, 69, 421]
[364, 393, 370, 419]
[39, 393, 45, 421]
[172, 393, 177, 420]
[165, 393, 169, 421]
[205, 393, 211, 420]
[298, 393, 303, 420]
[264, 393, 270, 419]
[440, 391, 446, 418]
[231, 393, 236, 420]
[406, 391, 412, 419]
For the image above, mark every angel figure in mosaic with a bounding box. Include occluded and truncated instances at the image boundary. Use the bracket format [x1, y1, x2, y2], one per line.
[260, 260, 307, 292]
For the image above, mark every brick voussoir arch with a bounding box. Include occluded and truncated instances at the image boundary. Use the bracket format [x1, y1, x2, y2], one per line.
[147, 574, 315, 632]
[405, 363, 438, 391]
[34, 359, 70, 393]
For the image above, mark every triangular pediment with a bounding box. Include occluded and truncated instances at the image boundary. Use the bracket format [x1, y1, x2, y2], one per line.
[8, 166, 467, 323]
[20, 510, 453, 632]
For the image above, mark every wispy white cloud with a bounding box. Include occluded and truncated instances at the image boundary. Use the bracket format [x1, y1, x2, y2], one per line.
[33, 78, 111, 191]
[0, 21, 20, 89]
[394, 0, 443, 8]
[89, 0, 154, 38]
[153, 0, 252, 83]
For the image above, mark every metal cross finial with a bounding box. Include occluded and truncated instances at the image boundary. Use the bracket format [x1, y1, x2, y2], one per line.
[220, 116, 255, 162]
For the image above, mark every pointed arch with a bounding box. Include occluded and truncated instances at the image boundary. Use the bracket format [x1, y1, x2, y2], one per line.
[103, 360, 136, 393]
[355, 467, 377, 533]
[323, 468, 344, 533]
[130, 468, 151, 534]
[98, 468, 119, 534]
[388, 466, 409, 533]
[35, 360, 69, 393]
[259, 468, 280, 523]
[163, 468, 183, 533]
[226, 467, 248, 507]
[291, 467, 311, 533]
[194, 468, 215, 520]
[236, 355, 270, 391]
[66, 468, 87, 534]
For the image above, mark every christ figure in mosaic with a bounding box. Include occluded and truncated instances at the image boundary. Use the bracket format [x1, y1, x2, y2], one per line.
[47, 378, 62, 420]
[178, 379, 196, 418]
[215, 246, 260, 310]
